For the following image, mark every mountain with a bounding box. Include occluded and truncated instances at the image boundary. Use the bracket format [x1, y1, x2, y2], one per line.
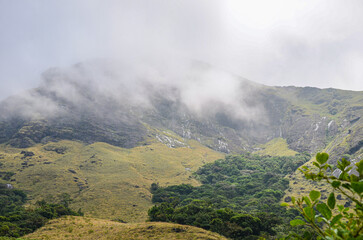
[1, 61, 362, 154]
[0, 60, 362, 222]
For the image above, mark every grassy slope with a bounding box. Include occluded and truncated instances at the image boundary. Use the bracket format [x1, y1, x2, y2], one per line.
[254, 137, 298, 156]
[24, 216, 227, 240]
[273, 87, 363, 119]
[0, 139, 223, 222]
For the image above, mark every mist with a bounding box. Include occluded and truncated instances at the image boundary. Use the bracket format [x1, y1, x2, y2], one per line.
[1, 0, 363, 103]
[0, 57, 266, 125]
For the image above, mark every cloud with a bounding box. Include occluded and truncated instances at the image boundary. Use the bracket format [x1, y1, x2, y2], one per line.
[0, 0, 363, 103]
[0, 57, 266, 125]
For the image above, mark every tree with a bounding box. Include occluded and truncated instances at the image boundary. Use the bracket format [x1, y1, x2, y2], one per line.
[283, 153, 363, 239]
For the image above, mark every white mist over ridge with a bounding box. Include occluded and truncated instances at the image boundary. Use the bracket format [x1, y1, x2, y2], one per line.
[0, 58, 265, 122]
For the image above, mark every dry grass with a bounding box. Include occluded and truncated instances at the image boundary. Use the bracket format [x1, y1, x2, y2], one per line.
[0, 138, 223, 222]
[25, 216, 227, 240]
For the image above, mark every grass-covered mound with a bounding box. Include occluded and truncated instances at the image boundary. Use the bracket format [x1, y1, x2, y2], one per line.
[25, 216, 227, 240]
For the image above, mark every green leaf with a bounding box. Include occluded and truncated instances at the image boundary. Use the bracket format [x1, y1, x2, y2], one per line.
[330, 214, 343, 226]
[340, 172, 350, 181]
[327, 193, 335, 209]
[317, 203, 332, 220]
[303, 206, 315, 220]
[281, 202, 289, 207]
[304, 196, 312, 207]
[290, 219, 306, 226]
[337, 205, 344, 212]
[341, 158, 350, 168]
[350, 174, 359, 182]
[351, 181, 363, 194]
[313, 162, 321, 168]
[331, 181, 341, 188]
[316, 153, 329, 165]
[309, 190, 321, 202]
[291, 196, 295, 204]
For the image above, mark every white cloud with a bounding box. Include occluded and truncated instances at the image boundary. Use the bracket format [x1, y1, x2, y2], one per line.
[0, 0, 363, 102]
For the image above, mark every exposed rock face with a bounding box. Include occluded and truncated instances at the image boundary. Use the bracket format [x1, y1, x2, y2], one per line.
[325, 118, 363, 164]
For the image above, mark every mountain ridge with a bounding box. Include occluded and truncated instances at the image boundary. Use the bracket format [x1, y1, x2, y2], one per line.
[1, 68, 361, 155]
[0, 61, 362, 223]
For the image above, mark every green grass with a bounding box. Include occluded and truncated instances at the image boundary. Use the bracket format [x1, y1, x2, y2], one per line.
[272, 86, 363, 120]
[254, 137, 298, 156]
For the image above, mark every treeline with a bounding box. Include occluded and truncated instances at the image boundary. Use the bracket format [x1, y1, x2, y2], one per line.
[148, 153, 311, 239]
[0, 185, 82, 238]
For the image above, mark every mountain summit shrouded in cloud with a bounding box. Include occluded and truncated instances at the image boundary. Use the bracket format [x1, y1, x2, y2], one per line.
[0, 59, 270, 151]
[0, 58, 362, 156]
[1, 0, 363, 101]
[0, 59, 264, 122]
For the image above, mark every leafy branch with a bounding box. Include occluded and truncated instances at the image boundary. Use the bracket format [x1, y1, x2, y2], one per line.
[282, 153, 363, 239]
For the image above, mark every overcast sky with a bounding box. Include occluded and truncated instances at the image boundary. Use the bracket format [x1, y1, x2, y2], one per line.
[0, 0, 363, 100]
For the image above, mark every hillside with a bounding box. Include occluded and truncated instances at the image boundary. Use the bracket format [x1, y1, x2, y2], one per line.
[285, 115, 363, 202]
[24, 216, 227, 240]
[1, 62, 362, 155]
[0, 61, 362, 229]
[0, 138, 223, 222]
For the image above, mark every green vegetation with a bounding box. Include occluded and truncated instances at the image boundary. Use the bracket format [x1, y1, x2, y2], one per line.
[255, 138, 298, 156]
[0, 186, 81, 238]
[284, 153, 363, 239]
[0, 172, 15, 181]
[274, 87, 363, 119]
[148, 153, 311, 239]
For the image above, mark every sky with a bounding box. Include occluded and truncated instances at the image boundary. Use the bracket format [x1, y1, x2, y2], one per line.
[0, 0, 363, 100]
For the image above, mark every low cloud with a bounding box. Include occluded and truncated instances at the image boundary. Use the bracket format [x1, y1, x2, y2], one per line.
[0, 58, 265, 123]
[1, 0, 362, 123]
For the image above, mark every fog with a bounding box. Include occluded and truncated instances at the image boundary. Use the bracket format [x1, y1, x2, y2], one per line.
[0, 57, 266, 124]
[1, 0, 363, 103]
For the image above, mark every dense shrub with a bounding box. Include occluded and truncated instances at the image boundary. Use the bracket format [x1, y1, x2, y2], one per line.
[149, 153, 310, 239]
[0, 188, 82, 237]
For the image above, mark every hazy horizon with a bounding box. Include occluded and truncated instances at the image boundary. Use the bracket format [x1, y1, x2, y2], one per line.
[1, 0, 363, 101]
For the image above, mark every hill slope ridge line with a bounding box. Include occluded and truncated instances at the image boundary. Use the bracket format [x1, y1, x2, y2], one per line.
[25, 216, 228, 240]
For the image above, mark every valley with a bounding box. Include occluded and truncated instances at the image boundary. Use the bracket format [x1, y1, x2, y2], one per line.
[0, 63, 362, 239]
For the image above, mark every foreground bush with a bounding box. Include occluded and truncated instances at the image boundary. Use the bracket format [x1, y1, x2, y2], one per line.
[283, 153, 363, 239]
